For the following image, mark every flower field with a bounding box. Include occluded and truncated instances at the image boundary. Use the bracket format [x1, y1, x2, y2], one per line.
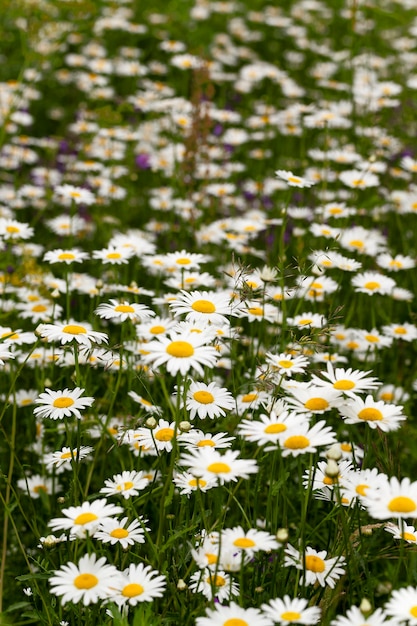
[1, 0, 417, 624]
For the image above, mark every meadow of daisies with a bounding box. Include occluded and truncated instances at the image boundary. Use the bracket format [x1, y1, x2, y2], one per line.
[2, 0, 417, 624]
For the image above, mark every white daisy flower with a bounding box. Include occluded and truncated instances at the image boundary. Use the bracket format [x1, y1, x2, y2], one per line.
[33, 387, 94, 420]
[113, 563, 166, 607]
[262, 595, 321, 625]
[94, 517, 148, 548]
[183, 380, 235, 419]
[284, 544, 346, 588]
[49, 498, 123, 537]
[49, 553, 119, 606]
[196, 601, 274, 626]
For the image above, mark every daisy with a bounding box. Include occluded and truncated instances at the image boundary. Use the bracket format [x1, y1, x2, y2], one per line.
[381, 322, 417, 342]
[43, 445, 93, 469]
[16, 299, 63, 323]
[221, 525, 280, 556]
[173, 471, 218, 496]
[339, 169, 379, 188]
[237, 410, 307, 448]
[127, 391, 162, 414]
[54, 184, 95, 205]
[141, 330, 219, 376]
[17, 474, 56, 499]
[262, 595, 321, 625]
[265, 352, 309, 378]
[33, 387, 94, 420]
[385, 522, 417, 544]
[179, 430, 234, 450]
[36, 321, 108, 350]
[92, 245, 135, 265]
[184, 380, 235, 419]
[384, 586, 417, 624]
[330, 605, 387, 626]
[94, 517, 148, 548]
[284, 544, 346, 588]
[113, 563, 166, 607]
[243, 301, 281, 323]
[376, 252, 416, 271]
[169, 289, 241, 325]
[288, 312, 327, 328]
[135, 419, 177, 453]
[276, 169, 316, 188]
[136, 316, 176, 340]
[352, 272, 396, 295]
[341, 467, 387, 505]
[196, 601, 273, 626]
[99, 470, 150, 499]
[310, 362, 380, 398]
[189, 568, 239, 601]
[285, 385, 343, 415]
[179, 448, 258, 485]
[95, 299, 155, 322]
[0, 344, 15, 366]
[43, 248, 89, 265]
[364, 476, 417, 520]
[164, 249, 210, 270]
[280, 420, 337, 457]
[235, 389, 270, 414]
[49, 553, 119, 606]
[49, 498, 123, 537]
[338, 395, 405, 431]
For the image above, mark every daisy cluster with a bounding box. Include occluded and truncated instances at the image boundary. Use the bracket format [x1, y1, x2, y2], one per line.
[1, 0, 417, 624]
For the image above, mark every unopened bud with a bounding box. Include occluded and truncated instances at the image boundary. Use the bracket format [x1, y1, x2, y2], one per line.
[178, 420, 192, 432]
[324, 459, 339, 479]
[326, 443, 343, 461]
[360, 598, 372, 615]
[145, 417, 158, 429]
[177, 579, 187, 590]
[276, 528, 289, 543]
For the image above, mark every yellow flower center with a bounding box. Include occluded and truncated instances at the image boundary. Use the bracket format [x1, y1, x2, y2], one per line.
[389, 260, 403, 268]
[191, 299, 216, 314]
[115, 304, 135, 313]
[356, 484, 369, 496]
[197, 439, 216, 447]
[233, 537, 256, 549]
[247, 307, 264, 316]
[241, 393, 258, 403]
[357, 407, 383, 422]
[63, 324, 87, 335]
[106, 252, 121, 259]
[53, 397, 74, 408]
[363, 281, 380, 291]
[298, 318, 313, 325]
[394, 326, 407, 335]
[277, 360, 293, 368]
[6, 225, 20, 233]
[207, 462, 231, 474]
[122, 583, 144, 598]
[58, 253, 75, 260]
[288, 176, 301, 184]
[328, 207, 343, 215]
[402, 532, 416, 542]
[364, 334, 379, 343]
[264, 423, 287, 435]
[352, 179, 365, 187]
[74, 573, 98, 589]
[349, 239, 364, 248]
[333, 379, 355, 390]
[60, 451, 73, 459]
[206, 574, 226, 587]
[175, 257, 192, 265]
[388, 496, 416, 514]
[380, 392, 393, 402]
[304, 398, 329, 411]
[33, 485, 48, 494]
[32, 304, 48, 312]
[188, 478, 207, 488]
[74, 512, 98, 525]
[166, 341, 194, 357]
[410, 607, 417, 618]
[116, 481, 134, 491]
[281, 612, 302, 622]
[224, 620, 248, 626]
[284, 435, 310, 449]
[150, 325, 166, 334]
[193, 390, 215, 404]
[110, 528, 129, 539]
[341, 442, 351, 452]
[155, 427, 175, 441]
[305, 554, 325, 572]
